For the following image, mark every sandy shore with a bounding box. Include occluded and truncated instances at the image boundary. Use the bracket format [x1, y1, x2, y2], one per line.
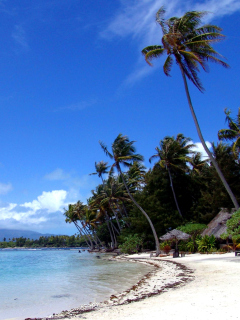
[32, 252, 240, 320]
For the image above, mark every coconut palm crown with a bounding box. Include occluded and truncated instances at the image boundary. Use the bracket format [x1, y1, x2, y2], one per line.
[142, 7, 229, 92]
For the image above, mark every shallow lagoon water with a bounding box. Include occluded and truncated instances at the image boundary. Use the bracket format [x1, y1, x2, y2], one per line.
[0, 249, 152, 320]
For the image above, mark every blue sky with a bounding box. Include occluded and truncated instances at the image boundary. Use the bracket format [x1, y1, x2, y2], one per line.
[0, 0, 240, 235]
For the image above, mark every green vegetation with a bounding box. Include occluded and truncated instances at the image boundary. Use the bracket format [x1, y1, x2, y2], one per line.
[142, 7, 238, 210]
[118, 234, 143, 254]
[62, 8, 240, 254]
[64, 120, 240, 252]
[0, 235, 86, 248]
[221, 209, 240, 241]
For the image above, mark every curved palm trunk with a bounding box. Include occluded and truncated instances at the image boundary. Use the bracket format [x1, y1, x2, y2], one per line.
[109, 200, 122, 231]
[116, 201, 130, 227]
[73, 221, 92, 248]
[117, 164, 160, 256]
[105, 219, 114, 248]
[85, 225, 99, 248]
[101, 174, 122, 233]
[179, 64, 239, 210]
[80, 221, 94, 249]
[167, 166, 183, 219]
[94, 231, 107, 250]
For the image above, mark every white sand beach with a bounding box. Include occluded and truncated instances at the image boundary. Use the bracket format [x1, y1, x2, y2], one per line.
[48, 252, 240, 320]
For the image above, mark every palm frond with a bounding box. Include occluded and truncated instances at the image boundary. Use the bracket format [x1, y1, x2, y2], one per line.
[99, 141, 113, 159]
[142, 46, 165, 66]
[218, 129, 238, 140]
[156, 6, 168, 34]
[163, 55, 173, 76]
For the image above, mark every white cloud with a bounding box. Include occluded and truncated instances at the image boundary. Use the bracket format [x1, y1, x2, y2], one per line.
[0, 182, 12, 195]
[190, 141, 212, 159]
[21, 190, 68, 214]
[0, 190, 68, 227]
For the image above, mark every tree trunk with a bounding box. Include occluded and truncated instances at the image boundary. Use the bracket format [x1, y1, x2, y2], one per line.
[80, 221, 94, 249]
[73, 221, 91, 248]
[117, 163, 160, 256]
[179, 64, 239, 210]
[106, 218, 115, 248]
[167, 166, 183, 219]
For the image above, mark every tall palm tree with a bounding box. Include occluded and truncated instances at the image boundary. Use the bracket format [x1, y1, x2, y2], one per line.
[100, 133, 161, 256]
[218, 108, 240, 157]
[142, 7, 239, 210]
[149, 134, 193, 218]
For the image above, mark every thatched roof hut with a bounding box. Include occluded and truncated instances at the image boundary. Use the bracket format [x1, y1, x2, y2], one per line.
[201, 208, 235, 239]
[160, 229, 190, 241]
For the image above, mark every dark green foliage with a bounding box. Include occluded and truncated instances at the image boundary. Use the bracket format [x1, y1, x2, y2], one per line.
[177, 223, 207, 235]
[118, 234, 143, 254]
[221, 209, 240, 241]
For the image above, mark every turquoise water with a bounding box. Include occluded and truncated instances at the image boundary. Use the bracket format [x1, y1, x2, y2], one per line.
[0, 249, 152, 320]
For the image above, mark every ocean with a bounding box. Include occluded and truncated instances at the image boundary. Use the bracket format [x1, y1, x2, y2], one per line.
[0, 249, 152, 320]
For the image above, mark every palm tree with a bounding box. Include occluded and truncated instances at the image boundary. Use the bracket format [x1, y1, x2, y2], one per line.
[142, 7, 239, 210]
[149, 134, 193, 218]
[100, 133, 161, 256]
[189, 152, 209, 176]
[64, 204, 93, 248]
[90, 161, 110, 184]
[218, 108, 240, 157]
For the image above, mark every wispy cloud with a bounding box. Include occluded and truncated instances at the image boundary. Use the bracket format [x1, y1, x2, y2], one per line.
[101, 0, 240, 85]
[44, 168, 71, 181]
[57, 99, 97, 112]
[44, 168, 96, 203]
[102, 0, 240, 42]
[12, 25, 29, 51]
[0, 182, 12, 195]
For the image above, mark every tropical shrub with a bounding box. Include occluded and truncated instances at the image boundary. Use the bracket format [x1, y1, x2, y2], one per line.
[196, 235, 216, 253]
[119, 234, 143, 254]
[221, 209, 240, 241]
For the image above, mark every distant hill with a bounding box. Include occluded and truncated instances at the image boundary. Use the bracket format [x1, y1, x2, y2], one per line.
[0, 229, 55, 241]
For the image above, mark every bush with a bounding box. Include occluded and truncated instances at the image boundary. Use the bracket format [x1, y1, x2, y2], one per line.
[119, 234, 143, 254]
[221, 209, 240, 241]
[196, 235, 216, 253]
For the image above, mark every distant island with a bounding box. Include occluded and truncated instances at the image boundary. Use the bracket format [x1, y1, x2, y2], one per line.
[0, 229, 87, 248]
[0, 228, 55, 241]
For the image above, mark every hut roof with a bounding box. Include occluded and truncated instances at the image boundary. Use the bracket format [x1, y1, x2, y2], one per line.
[160, 229, 190, 241]
[201, 208, 235, 239]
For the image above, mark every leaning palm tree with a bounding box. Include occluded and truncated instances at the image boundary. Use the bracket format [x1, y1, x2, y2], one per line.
[142, 7, 239, 209]
[218, 108, 240, 157]
[100, 133, 161, 256]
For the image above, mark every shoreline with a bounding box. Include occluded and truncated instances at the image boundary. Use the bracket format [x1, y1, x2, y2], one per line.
[27, 252, 240, 320]
[27, 253, 194, 320]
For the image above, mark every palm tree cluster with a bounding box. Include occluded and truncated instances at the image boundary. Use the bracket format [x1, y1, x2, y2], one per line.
[64, 122, 240, 252]
[64, 8, 240, 253]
